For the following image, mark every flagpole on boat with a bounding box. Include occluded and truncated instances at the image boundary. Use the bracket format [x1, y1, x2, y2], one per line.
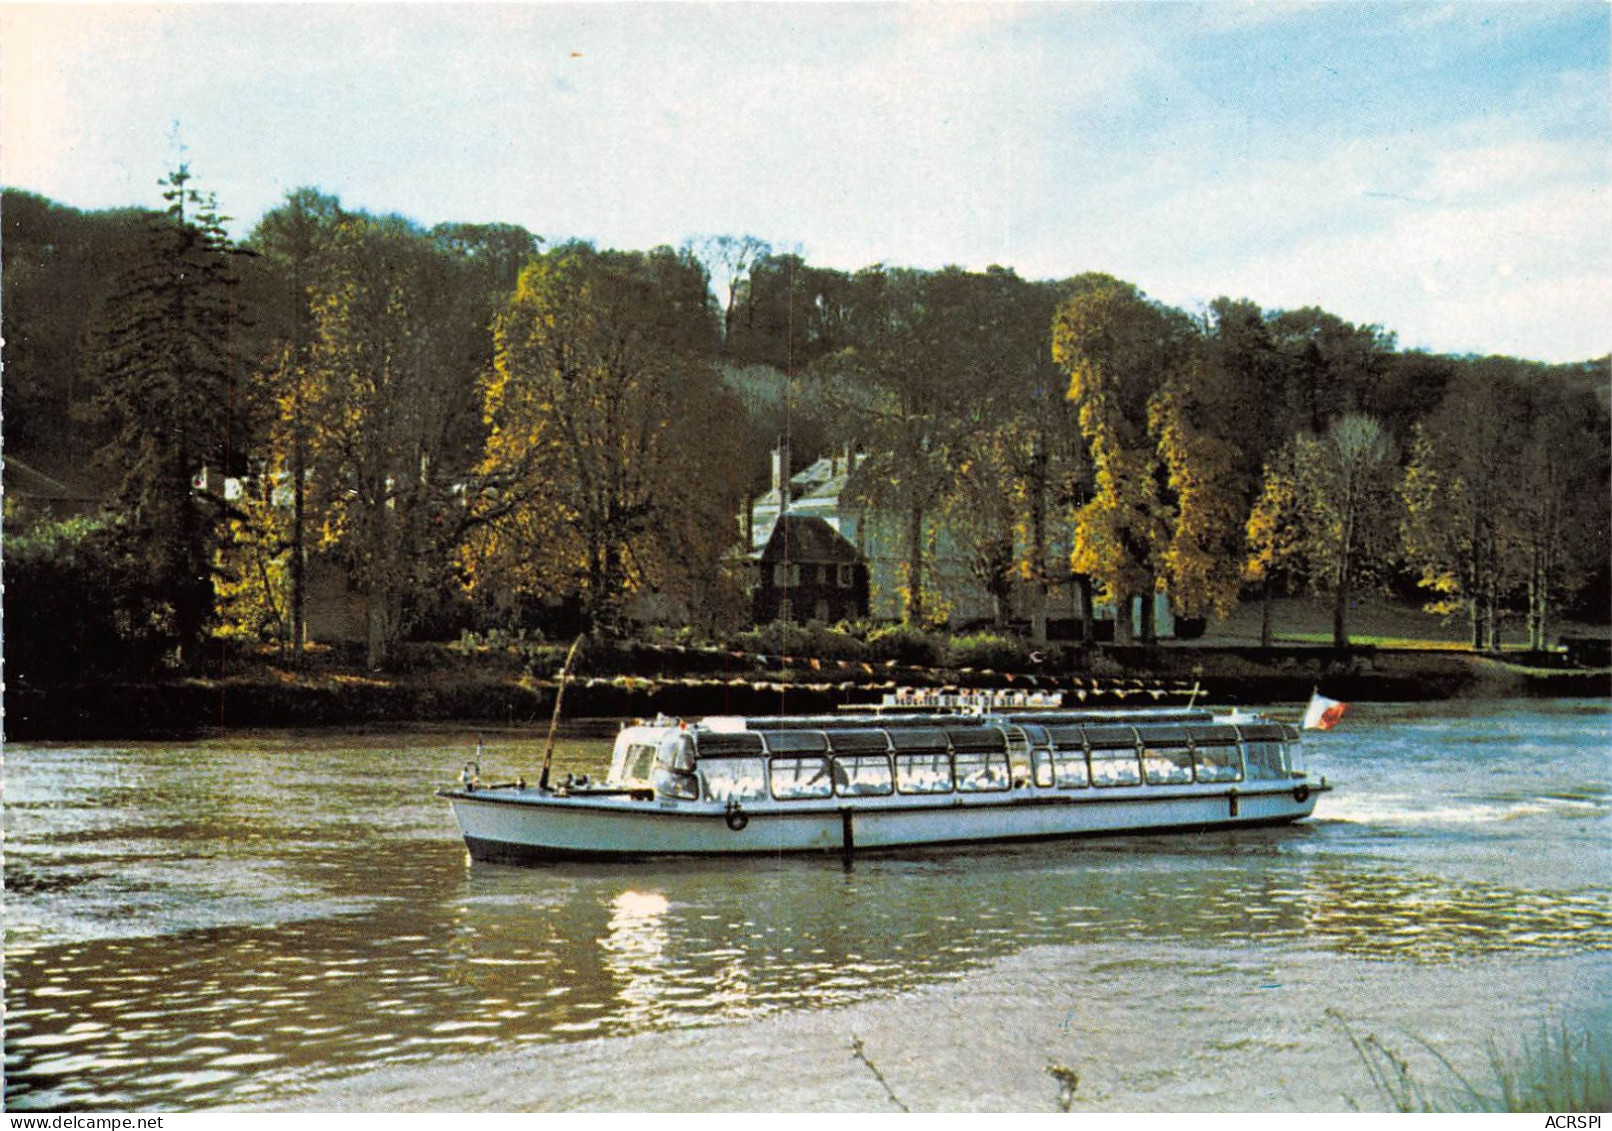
[539, 634, 586, 792]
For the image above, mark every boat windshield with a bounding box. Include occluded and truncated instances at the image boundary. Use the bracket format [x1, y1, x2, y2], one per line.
[619, 742, 658, 785]
[650, 732, 700, 800]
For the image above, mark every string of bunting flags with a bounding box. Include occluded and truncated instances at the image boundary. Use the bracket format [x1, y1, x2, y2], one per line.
[559, 641, 1196, 701]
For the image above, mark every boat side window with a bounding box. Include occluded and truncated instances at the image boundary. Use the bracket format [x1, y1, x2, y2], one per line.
[1237, 723, 1291, 780]
[888, 729, 954, 794]
[1134, 728, 1192, 785]
[1242, 741, 1287, 780]
[946, 729, 1010, 793]
[1022, 725, 1055, 788]
[1192, 743, 1243, 783]
[895, 751, 952, 793]
[770, 756, 833, 800]
[701, 758, 769, 803]
[1085, 726, 1143, 787]
[1041, 726, 1087, 788]
[952, 749, 1010, 792]
[825, 730, 894, 796]
[1141, 744, 1193, 785]
[832, 754, 894, 796]
[1188, 726, 1243, 783]
[1053, 748, 1090, 788]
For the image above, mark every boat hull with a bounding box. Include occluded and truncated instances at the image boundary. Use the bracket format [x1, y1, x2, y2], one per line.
[443, 782, 1326, 862]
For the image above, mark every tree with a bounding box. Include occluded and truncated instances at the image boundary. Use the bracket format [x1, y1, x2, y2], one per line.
[1243, 441, 1308, 648]
[1267, 307, 1397, 436]
[299, 214, 485, 667]
[817, 266, 978, 626]
[1398, 368, 1521, 650]
[1151, 359, 1248, 622]
[247, 188, 345, 653]
[3, 190, 153, 468]
[466, 243, 744, 632]
[685, 233, 771, 348]
[928, 269, 1076, 637]
[85, 165, 244, 667]
[1052, 278, 1190, 643]
[1513, 381, 1609, 648]
[728, 252, 854, 373]
[1399, 360, 1610, 651]
[1302, 414, 1400, 648]
[1246, 416, 1399, 649]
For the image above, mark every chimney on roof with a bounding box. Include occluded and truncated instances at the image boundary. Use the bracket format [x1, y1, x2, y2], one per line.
[773, 443, 791, 513]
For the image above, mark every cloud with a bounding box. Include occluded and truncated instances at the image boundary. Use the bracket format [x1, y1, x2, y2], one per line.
[1, 2, 1605, 362]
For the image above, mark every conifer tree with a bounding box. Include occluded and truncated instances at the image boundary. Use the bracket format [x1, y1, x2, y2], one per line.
[87, 164, 242, 667]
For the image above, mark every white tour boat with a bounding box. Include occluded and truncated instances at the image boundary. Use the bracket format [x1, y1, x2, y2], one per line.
[439, 692, 1332, 861]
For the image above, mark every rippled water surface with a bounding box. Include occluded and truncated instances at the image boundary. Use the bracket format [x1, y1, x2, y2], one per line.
[5, 701, 1610, 1110]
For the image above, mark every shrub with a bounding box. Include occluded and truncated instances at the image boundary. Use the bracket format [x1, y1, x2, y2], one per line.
[946, 632, 1032, 671]
[865, 624, 944, 667]
[5, 515, 171, 681]
[732, 621, 869, 662]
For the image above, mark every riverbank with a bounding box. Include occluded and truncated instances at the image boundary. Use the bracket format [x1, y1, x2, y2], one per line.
[7, 642, 1607, 740]
[230, 941, 1608, 1113]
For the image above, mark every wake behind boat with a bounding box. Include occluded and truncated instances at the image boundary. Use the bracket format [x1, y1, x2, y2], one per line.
[439, 692, 1332, 861]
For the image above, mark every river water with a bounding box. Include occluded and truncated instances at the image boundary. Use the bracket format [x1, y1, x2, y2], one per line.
[4, 699, 1610, 1112]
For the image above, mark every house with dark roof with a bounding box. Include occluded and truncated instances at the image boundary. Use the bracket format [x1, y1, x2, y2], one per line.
[743, 444, 1175, 637]
[752, 513, 869, 625]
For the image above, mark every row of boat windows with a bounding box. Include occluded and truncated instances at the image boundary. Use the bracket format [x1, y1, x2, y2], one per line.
[683, 740, 1292, 804]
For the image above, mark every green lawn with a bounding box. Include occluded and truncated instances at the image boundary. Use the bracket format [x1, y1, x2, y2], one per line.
[1197, 595, 1607, 651]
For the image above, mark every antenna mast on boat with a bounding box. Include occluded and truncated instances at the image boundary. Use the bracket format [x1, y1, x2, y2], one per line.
[538, 634, 585, 792]
[779, 253, 798, 713]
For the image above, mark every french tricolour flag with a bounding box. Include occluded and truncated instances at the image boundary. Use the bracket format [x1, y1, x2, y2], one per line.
[1303, 691, 1348, 731]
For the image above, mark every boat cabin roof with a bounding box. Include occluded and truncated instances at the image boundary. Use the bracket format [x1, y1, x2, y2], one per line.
[680, 714, 1297, 760]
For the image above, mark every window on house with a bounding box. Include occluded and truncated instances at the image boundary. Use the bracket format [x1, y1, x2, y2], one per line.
[837, 564, 854, 588]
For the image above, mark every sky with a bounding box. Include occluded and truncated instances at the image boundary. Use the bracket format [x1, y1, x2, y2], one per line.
[2, 1, 1608, 363]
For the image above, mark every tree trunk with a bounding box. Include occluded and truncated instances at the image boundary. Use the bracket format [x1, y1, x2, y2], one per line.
[365, 584, 398, 671]
[1259, 577, 1274, 650]
[1029, 440, 1048, 646]
[290, 437, 307, 659]
[1076, 574, 1094, 644]
[905, 500, 925, 626]
[1139, 588, 1156, 645]
[1332, 572, 1350, 649]
[1113, 591, 1134, 646]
